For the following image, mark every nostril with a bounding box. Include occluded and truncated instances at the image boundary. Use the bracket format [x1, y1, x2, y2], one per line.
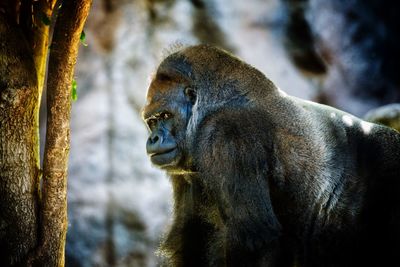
[151, 135, 159, 143]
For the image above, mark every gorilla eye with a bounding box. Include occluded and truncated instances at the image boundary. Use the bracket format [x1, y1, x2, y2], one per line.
[160, 112, 172, 120]
[184, 87, 197, 104]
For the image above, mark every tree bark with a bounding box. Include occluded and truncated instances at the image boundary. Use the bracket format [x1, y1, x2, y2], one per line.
[0, 14, 40, 266]
[30, 1, 92, 266]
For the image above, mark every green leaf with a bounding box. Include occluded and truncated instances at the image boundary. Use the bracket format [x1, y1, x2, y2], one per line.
[71, 79, 78, 101]
[41, 12, 51, 26]
[80, 30, 88, 47]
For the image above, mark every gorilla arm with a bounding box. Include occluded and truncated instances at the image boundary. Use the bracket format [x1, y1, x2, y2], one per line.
[192, 108, 283, 266]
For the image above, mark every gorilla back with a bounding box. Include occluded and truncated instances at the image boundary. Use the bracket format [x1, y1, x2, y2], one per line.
[142, 45, 400, 267]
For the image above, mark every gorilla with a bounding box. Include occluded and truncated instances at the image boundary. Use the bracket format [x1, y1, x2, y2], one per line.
[142, 45, 400, 267]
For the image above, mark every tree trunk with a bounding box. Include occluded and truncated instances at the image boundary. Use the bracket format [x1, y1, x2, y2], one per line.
[0, 14, 40, 266]
[31, 1, 92, 266]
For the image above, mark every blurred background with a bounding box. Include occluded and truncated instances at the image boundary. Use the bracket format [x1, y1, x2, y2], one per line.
[61, 0, 400, 266]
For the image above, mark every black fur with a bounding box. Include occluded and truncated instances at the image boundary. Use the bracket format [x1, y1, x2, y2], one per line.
[142, 45, 400, 267]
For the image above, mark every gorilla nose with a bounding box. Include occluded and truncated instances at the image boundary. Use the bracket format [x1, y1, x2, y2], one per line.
[146, 132, 177, 156]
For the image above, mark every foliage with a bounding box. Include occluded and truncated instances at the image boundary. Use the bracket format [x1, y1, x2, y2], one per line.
[72, 79, 78, 101]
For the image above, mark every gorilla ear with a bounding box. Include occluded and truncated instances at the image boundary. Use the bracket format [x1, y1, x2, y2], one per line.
[184, 87, 197, 104]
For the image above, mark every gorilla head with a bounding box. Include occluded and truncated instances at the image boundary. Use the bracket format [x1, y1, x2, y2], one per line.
[143, 45, 276, 173]
[142, 45, 400, 267]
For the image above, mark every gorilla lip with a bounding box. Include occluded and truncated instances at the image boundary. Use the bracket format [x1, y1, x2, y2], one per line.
[150, 147, 176, 157]
[150, 147, 178, 166]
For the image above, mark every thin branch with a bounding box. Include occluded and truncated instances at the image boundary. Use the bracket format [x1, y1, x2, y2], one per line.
[31, 0, 58, 101]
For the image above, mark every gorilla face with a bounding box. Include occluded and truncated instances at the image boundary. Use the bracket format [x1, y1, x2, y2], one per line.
[142, 65, 196, 172]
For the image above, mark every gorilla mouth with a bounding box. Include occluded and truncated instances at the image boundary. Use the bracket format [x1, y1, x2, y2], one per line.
[150, 148, 178, 166]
